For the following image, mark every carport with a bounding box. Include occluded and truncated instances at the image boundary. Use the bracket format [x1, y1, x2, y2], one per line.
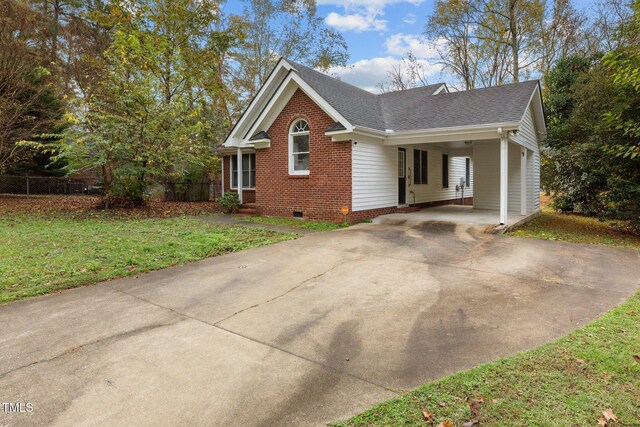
[386, 126, 542, 226]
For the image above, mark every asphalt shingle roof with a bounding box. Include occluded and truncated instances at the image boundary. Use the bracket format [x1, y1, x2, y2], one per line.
[287, 60, 539, 132]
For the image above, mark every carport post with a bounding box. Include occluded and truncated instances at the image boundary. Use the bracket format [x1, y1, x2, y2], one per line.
[521, 146, 527, 215]
[236, 147, 243, 204]
[500, 134, 508, 225]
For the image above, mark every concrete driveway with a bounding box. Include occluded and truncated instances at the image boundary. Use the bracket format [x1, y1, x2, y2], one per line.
[1, 220, 639, 426]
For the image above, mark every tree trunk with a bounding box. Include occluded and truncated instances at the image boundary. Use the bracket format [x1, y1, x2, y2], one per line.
[509, 0, 519, 82]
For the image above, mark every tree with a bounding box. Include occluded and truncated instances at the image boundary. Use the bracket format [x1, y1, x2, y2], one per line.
[220, 0, 348, 122]
[377, 53, 431, 92]
[426, 0, 547, 88]
[545, 49, 640, 226]
[425, 0, 593, 88]
[63, 0, 237, 206]
[0, 0, 66, 174]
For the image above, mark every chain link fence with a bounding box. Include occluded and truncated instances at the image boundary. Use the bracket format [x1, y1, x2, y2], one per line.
[0, 175, 97, 196]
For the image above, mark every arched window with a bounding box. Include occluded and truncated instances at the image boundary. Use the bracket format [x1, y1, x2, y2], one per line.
[289, 119, 310, 174]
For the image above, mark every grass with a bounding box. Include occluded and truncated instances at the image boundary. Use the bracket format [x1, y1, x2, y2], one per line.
[0, 214, 296, 304]
[336, 291, 640, 426]
[239, 215, 349, 231]
[509, 195, 640, 250]
[337, 194, 640, 426]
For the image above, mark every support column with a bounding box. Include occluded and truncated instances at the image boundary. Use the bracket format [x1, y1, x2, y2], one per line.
[221, 157, 225, 197]
[500, 135, 508, 225]
[236, 147, 243, 204]
[521, 146, 527, 215]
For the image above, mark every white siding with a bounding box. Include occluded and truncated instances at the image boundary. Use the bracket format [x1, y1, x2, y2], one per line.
[508, 146, 522, 212]
[511, 103, 542, 211]
[512, 105, 538, 153]
[407, 146, 473, 204]
[534, 151, 540, 211]
[473, 142, 500, 210]
[473, 141, 523, 211]
[352, 141, 397, 211]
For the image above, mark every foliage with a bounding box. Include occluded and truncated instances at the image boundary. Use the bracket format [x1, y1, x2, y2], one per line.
[61, 0, 236, 205]
[0, 214, 295, 303]
[336, 291, 640, 426]
[0, 0, 67, 175]
[424, 0, 629, 89]
[426, 0, 548, 87]
[543, 17, 640, 227]
[219, 192, 241, 213]
[219, 0, 349, 120]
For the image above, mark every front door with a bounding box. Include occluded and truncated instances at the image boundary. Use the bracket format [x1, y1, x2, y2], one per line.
[398, 148, 406, 205]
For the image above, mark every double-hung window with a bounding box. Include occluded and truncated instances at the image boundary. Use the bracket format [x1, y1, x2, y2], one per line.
[413, 149, 428, 184]
[231, 153, 256, 189]
[289, 119, 310, 174]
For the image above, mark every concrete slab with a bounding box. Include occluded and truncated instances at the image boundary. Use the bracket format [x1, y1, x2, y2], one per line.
[1, 222, 638, 426]
[374, 205, 530, 230]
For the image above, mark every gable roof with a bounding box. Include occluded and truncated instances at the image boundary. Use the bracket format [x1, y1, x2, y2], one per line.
[286, 60, 540, 133]
[224, 58, 544, 147]
[378, 80, 540, 131]
[287, 60, 384, 131]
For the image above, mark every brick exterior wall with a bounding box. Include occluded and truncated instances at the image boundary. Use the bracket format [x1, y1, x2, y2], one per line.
[222, 155, 255, 204]
[253, 89, 352, 222]
[222, 89, 475, 223]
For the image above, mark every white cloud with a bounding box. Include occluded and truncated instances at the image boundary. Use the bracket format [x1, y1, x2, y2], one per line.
[325, 11, 387, 32]
[318, 0, 423, 8]
[384, 33, 442, 59]
[403, 13, 417, 24]
[327, 57, 442, 93]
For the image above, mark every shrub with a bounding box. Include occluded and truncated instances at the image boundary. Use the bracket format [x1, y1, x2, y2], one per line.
[219, 192, 240, 213]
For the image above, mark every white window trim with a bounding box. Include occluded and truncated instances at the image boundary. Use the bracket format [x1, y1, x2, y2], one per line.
[289, 120, 310, 175]
[230, 154, 256, 190]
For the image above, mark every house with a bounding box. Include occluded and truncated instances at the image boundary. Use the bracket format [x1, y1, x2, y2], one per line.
[220, 58, 545, 224]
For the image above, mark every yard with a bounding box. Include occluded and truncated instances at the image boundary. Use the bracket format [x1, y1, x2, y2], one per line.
[337, 198, 640, 427]
[0, 196, 296, 303]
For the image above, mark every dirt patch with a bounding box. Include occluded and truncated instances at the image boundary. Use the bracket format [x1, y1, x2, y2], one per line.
[0, 194, 221, 219]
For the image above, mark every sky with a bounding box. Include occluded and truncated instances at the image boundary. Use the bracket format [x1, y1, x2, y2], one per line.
[226, 0, 599, 93]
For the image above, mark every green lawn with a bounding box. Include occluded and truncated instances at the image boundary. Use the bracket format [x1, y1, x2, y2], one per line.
[0, 215, 295, 303]
[337, 205, 640, 427]
[240, 215, 349, 231]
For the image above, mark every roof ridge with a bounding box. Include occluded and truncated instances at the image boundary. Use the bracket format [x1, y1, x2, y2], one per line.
[442, 80, 539, 95]
[285, 59, 379, 98]
[377, 83, 446, 97]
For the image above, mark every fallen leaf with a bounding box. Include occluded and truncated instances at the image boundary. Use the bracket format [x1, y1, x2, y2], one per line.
[436, 422, 453, 427]
[602, 408, 617, 421]
[632, 355, 640, 363]
[468, 400, 481, 416]
[597, 418, 607, 426]
[437, 401, 447, 407]
[422, 411, 433, 422]
[463, 420, 479, 427]
[492, 399, 498, 404]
